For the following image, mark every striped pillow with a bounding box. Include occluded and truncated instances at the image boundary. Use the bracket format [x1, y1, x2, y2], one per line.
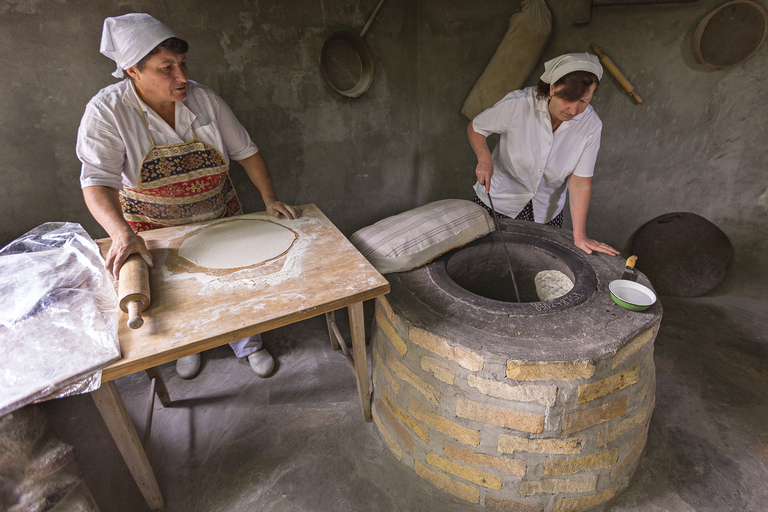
[350, 199, 495, 274]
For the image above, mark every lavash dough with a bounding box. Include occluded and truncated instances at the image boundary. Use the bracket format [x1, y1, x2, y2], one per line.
[179, 219, 296, 269]
[535, 270, 574, 301]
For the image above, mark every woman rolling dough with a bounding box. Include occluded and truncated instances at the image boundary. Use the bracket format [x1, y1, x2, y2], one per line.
[77, 13, 299, 379]
[468, 53, 619, 256]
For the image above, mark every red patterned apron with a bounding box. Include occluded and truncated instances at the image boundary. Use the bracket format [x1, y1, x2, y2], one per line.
[119, 100, 242, 232]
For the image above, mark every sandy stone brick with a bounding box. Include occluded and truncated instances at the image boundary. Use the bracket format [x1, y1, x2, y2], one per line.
[552, 484, 618, 512]
[561, 396, 628, 435]
[377, 309, 407, 356]
[410, 326, 484, 371]
[498, 435, 582, 455]
[415, 460, 480, 503]
[382, 389, 429, 442]
[506, 361, 595, 381]
[467, 374, 557, 406]
[372, 407, 403, 461]
[444, 441, 526, 477]
[518, 475, 598, 496]
[427, 453, 502, 489]
[578, 362, 641, 403]
[456, 397, 545, 433]
[485, 496, 544, 512]
[373, 345, 401, 394]
[376, 399, 414, 454]
[377, 295, 396, 324]
[422, 356, 455, 385]
[409, 397, 481, 446]
[611, 426, 646, 480]
[598, 398, 655, 447]
[612, 327, 655, 369]
[387, 351, 440, 406]
[543, 448, 619, 476]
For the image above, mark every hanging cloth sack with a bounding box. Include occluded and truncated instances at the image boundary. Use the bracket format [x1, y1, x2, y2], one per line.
[461, 0, 552, 120]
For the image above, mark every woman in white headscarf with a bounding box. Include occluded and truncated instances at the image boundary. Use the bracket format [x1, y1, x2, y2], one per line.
[77, 13, 298, 379]
[468, 53, 619, 256]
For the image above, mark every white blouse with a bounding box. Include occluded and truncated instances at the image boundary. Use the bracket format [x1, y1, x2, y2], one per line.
[77, 79, 259, 190]
[472, 87, 602, 222]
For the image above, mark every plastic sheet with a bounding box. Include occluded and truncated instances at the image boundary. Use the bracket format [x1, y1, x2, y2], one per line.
[0, 223, 121, 416]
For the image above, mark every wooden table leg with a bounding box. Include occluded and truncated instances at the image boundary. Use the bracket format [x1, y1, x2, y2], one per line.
[348, 301, 371, 422]
[91, 381, 165, 512]
[325, 311, 340, 351]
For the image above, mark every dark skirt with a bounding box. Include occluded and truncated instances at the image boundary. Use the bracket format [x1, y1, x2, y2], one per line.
[473, 195, 564, 228]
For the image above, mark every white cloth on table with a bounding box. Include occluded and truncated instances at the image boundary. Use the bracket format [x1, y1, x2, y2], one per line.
[100, 13, 177, 79]
[77, 79, 259, 190]
[472, 87, 602, 223]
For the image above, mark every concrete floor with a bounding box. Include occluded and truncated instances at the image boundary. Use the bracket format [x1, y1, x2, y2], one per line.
[43, 295, 768, 512]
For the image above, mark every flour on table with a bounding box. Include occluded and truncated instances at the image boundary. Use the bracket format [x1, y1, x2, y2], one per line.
[179, 219, 297, 269]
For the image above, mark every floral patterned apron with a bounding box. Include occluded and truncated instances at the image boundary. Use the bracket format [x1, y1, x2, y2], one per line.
[119, 100, 242, 232]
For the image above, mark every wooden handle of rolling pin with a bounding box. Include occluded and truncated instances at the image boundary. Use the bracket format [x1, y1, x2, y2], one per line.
[118, 254, 151, 329]
[591, 44, 643, 104]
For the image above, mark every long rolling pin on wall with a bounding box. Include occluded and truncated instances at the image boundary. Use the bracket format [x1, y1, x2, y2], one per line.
[591, 44, 643, 104]
[118, 254, 151, 329]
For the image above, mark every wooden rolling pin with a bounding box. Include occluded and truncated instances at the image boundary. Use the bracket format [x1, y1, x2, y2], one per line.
[118, 254, 151, 329]
[591, 44, 643, 104]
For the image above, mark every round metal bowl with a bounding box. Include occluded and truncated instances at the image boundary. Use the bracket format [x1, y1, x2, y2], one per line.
[609, 280, 657, 311]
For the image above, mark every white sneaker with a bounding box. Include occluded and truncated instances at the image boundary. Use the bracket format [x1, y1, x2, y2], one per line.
[247, 349, 275, 377]
[176, 353, 201, 379]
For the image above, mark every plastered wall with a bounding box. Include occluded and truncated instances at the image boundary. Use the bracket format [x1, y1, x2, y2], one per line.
[1, 0, 765, 299]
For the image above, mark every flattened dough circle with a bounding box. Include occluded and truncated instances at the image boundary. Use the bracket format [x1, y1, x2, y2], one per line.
[179, 219, 296, 269]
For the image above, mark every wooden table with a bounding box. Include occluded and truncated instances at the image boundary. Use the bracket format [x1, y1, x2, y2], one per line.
[89, 204, 389, 511]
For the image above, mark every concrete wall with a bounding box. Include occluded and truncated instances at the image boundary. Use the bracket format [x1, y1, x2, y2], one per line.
[1, 0, 766, 299]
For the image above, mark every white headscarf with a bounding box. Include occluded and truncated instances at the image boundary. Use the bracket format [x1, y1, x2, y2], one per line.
[100, 13, 177, 78]
[540, 53, 603, 84]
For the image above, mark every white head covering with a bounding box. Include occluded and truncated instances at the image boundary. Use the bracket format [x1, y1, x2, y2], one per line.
[100, 13, 177, 78]
[540, 53, 603, 84]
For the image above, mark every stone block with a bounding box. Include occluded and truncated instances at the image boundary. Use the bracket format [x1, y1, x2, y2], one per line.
[467, 374, 557, 406]
[422, 356, 456, 385]
[444, 441, 526, 477]
[377, 295, 396, 324]
[518, 475, 598, 496]
[426, 453, 502, 489]
[376, 399, 414, 454]
[485, 496, 544, 512]
[376, 308, 407, 356]
[415, 460, 480, 503]
[507, 361, 595, 381]
[387, 351, 440, 406]
[410, 326, 484, 371]
[552, 484, 618, 512]
[456, 397, 545, 433]
[498, 435, 582, 455]
[373, 345, 400, 394]
[372, 407, 403, 461]
[612, 327, 655, 369]
[611, 419, 648, 481]
[578, 362, 641, 403]
[561, 396, 628, 435]
[543, 448, 619, 476]
[409, 397, 481, 446]
[382, 389, 429, 442]
[597, 399, 655, 447]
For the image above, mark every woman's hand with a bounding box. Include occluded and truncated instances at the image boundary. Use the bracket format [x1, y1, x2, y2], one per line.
[475, 159, 494, 194]
[266, 199, 301, 220]
[573, 235, 620, 256]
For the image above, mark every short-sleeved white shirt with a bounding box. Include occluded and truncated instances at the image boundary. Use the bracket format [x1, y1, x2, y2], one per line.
[472, 87, 602, 223]
[77, 79, 259, 190]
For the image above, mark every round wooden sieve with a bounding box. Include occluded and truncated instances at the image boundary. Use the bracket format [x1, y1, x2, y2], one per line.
[693, 0, 768, 69]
